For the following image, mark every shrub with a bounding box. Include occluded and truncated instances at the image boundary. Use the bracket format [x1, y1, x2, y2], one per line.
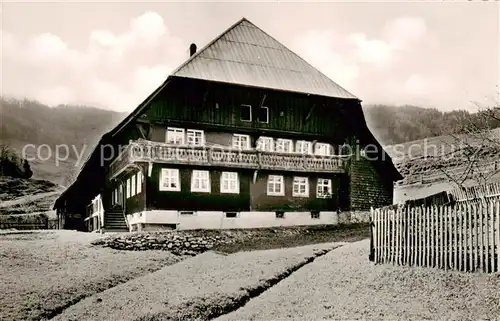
[0, 144, 32, 179]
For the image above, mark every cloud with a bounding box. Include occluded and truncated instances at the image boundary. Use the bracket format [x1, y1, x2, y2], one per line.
[347, 33, 393, 68]
[383, 16, 427, 50]
[291, 30, 360, 91]
[2, 11, 186, 111]
[290, 15, 458, 107]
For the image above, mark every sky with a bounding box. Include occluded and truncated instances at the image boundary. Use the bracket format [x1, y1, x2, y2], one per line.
[1, 1, 499, 113]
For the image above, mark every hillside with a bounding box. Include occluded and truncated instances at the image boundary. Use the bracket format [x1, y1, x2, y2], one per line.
[363, 104, 500, 145]
[1, 97, 127, 186]
[2, 97, 499, 190]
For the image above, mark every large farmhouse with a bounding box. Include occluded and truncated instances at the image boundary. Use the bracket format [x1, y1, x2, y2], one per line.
[53, 18, 402, 232]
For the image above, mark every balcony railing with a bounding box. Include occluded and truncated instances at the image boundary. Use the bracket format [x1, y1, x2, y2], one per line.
[109, 140, 348, 178]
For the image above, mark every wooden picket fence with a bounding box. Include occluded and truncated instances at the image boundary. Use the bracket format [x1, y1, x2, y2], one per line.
[370, 200, 500, 273]
[450, 181, 500, 202]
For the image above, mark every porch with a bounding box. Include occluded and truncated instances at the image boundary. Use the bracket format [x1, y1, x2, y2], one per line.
[108, 139, 348, 179]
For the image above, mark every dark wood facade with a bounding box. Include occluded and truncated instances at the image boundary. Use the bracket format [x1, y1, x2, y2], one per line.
[53, 19, 402, 231]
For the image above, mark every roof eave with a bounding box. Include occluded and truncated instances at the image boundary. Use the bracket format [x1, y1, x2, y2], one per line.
[173, 75, 359, 101]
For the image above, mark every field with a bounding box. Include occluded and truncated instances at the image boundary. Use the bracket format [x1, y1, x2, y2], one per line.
[0, 231, 181, 321]
[2, 229, 500, 321]
[218, 239, 500, 320]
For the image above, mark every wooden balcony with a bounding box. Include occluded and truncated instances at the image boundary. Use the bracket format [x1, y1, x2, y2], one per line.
[109, 140, 347, 179]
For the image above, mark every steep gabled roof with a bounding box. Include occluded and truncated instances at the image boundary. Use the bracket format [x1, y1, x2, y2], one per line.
[171, 18, 358, 100]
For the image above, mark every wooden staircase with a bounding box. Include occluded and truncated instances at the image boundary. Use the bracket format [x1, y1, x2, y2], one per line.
[104, 205, 128, 232]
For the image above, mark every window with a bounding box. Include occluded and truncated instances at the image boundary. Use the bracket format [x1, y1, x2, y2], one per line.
[118, 184, 123, 204]
[292, 177, 309, 197]
[232, 134, 250, 150]
[187, 129, 205, 146]
[275, 139, 293, 153]
[131, 175, 136, 196]
[160, 168, 180, 191]
[267, 175, 284, 196]
[221, 172, 239, 194]
[315, 143, 332, 156]
[311, 211, 320, 219]
[275, 211, 285, 219]
[191, 170, 210, 193]
[166, 127, 185, 145]
[256, 136, 274, 152]
[126, 178, 131, 198]
[258, 106, 269, 123]
[225, 212, 238, 218]
[240, 104, 252, 121]
[137, 172, 143, 194]
[317, 178, 332, 198]
[180, 211, 194, 215]
[296, 140, 313, 154]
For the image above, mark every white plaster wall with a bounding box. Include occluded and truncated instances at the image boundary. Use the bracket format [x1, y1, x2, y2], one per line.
[126, 210, 371, 230]
[127, 210, 178, 226]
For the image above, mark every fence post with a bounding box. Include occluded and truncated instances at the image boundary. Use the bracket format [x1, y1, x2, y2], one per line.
[369, 208, 375, 262]
[376, 208, 380, 263]
[425, 206, 430, 267]
[397, 207, 402, 265]
[496, 200, 500, 273]
[486, 201, 492, 273]
[467, 202, 473, 271]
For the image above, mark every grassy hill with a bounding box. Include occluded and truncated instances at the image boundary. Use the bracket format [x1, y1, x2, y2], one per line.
[385, 128, 500, 185]
[1, 97, 126, 186]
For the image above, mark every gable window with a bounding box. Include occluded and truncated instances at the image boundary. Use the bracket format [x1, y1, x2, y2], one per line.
[191, 170, 210, 193]
[315, 143, 332, 156]
[317, 178, 332, 198]
[296, 140, 313, 154]
[292, 177, 309, 197]
[160, 168, 180, 191]
[166, 127, 185, 145]
[221, 172, 239, 194]
[232, 134, 250, 150]
[275, 139, 293, 153]
[186, 129, 205, 146]
[267, 175, 284, 196]
[258, 106, 269, 123]
[240, 104, 252, 122]
[256, 136, 274, 152]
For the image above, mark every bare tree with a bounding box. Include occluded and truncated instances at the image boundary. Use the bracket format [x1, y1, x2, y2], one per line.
[435, 95, 500, 193]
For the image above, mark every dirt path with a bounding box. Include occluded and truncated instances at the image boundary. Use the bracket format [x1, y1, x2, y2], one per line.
[216, 239, 500, 321]
[0, 191, 60, 208]
[49, 243, 343, 321]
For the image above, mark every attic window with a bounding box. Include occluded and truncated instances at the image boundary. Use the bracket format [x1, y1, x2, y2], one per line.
[258, 106, 269, 123]
[240, 105, 252, 122]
